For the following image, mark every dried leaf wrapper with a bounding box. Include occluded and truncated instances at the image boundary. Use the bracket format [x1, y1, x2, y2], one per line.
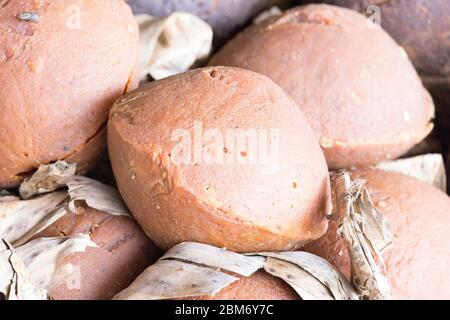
[114, 259, 239, 300]
[15, 235, 97, 292]
[0, 240, 47, 300]
[376, 153, 446, 192]
[0, 162, 129, 249]
[136, 12, 213, 81]
[331, 172, 393, 300]
[250, 251, 357, 300]
[0, 162, 131, 300]
[0, 191, 67, 247]
[19, 161, 76, 199]
[253, 6, 283, 24]
[114, 242, 357, 300]
[67, 176, 129, 216]
[163, 242, 265, 277]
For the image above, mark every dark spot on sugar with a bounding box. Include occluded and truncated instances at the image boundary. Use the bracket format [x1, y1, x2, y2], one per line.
[209, 69, 218, 78]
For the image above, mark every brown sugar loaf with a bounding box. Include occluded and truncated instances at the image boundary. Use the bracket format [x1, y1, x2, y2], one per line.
[304, 169, 450, 300]
[191, 271, 299, 300]
[35, 206, 161, 300]
[210, 4, 435, 169]
[0, 0, 139, 188]
[108, 66, 332, 253]
[126, 0, 293, 45]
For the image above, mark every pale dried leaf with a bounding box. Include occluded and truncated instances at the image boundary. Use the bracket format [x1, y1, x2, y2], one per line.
[16, 235, 97, 292]
[330, 171, 352, 221]
[331, 172, 393, 300]
[263, 258, 334, 300]
[113, 260, 238, 300]
[339, 215, 392, 300]
[353, 187, 394, 255]
[19, 161, 76, 199]
[67, 176, 129, 216]
[0, 240, 47, 300]
[0, 191, 68, 247]
[376, 154, 446, 192]
[114, 241, 359, 300]
[253, 251, 357, 300]
[162, 242, 265, 277]
[253, 6, 282, 24]
[136, 12, 213, 81]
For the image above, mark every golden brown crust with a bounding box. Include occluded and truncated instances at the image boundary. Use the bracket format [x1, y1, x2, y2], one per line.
[304, 169, 450, 299]
[0, 0, 139, 188]
[108, 66, 331, 253]
[210, 4, 434, 168]
[36, 207, 161, 300]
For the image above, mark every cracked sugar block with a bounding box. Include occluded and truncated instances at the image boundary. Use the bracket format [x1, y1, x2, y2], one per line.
[108, 66, 332, 253]
[304, 169, 450, 300]
[126, 0, 293, 45]
[0, 0, 139, 188]
[210, 4, 435, 169]
[35, 206, 160, 300]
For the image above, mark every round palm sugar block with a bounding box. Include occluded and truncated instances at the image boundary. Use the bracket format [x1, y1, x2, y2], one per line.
[210, 4, 434, 169]
[36, 207, 161, 300]
[304, 169, 450, 300]
[108, 66, 332, 253]
[0, 0, 139, 188]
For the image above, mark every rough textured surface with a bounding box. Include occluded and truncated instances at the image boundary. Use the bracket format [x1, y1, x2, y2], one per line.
[36, 207, 160, 300]
[316, 0, 450, 77]
[108, 66, 331, 253]
[211, 4, 434, 169]
[192, 270, 300, 300]
[126, 0, 293, 45]
[304, 169, 450, 300]
[0, 0, 139, 188]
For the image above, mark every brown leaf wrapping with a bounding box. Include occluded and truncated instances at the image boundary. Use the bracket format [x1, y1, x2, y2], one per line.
[0, 240, 47, 300]
[114, 242, 357, 300]
[376, 153, 446, 192]
[136, 12, 213, 81]
[251, 251, 357, 300]
[331, 171, 393, 300]
[0, 192, 67, 247]
[253, 6, 282, 24]
[16, 235, 97, 292]
[19, 161, 76, 199]
[0, 162, 131, 300]
[66, 176, 130, 217]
